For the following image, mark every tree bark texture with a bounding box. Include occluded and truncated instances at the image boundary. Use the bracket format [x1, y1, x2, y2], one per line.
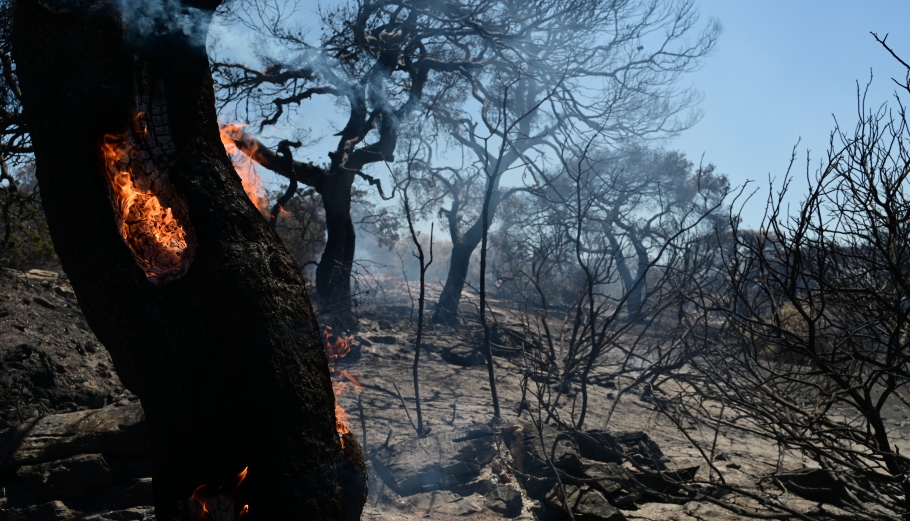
[12, 1, 365, 519]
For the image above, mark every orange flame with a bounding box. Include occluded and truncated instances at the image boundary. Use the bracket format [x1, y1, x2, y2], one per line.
[234, 466, 249, 491]
[219, 123, 270, 214]
[100, 113, 192, 281]
[189, 466, 249, 520]
[190, 484, 210, 516]
[323, 326, 363, 448]
[323, 325, 353, 362]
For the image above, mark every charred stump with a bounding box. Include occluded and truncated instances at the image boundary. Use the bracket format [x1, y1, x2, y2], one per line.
[11, 1, 366, 519]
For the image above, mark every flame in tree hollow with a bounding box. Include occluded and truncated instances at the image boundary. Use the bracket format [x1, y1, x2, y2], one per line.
[100, 112, 193, 282]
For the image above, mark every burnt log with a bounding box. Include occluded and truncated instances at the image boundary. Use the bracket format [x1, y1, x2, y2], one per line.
[11, 1, 365, 520]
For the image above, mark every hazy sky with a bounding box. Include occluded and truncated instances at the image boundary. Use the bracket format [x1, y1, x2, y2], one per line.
[215, 1, 910, 229]
[671, 1, 910, 227]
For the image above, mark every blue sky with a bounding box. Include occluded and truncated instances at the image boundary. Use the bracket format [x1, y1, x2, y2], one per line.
[671, 1, 910, 227]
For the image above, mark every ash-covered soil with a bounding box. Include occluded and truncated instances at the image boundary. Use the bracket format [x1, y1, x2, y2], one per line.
[1, 269, 902, 520]
[0, 268, 135, 430]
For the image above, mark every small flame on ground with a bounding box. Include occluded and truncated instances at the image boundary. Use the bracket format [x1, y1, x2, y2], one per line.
[219, 123, 270, 215]
[233, 466, 249, 491]
[190, 484, 210, 516]
[189, 466, 249, 520]
[323, 325, 353, 362]
[323, 326, 363, 448]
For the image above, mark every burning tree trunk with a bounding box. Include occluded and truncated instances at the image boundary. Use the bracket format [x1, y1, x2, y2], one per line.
[220, 128, 363, 328]
[12, 1, 365, 520]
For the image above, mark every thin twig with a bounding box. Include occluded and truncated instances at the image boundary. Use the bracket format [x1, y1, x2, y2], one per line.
[392, 381, 419, 435]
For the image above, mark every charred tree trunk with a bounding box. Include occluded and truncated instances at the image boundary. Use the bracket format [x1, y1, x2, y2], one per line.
[606, 230, 644, 322]
[12, 2, 365, 520]
[315, 172, 356, 328]
[432, 184, 511, 327]
[432, 223, 482, 326]
[223, 134, 358, 328]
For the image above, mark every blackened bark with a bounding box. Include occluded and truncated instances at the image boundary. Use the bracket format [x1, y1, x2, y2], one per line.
[607, 229, 649, 322]
[315, 172, 356, 328]
[228, 133, 357, 327]
[432, 176, 508, 326]
[12, 2, 365, 520]
[606, 232, 643, 321]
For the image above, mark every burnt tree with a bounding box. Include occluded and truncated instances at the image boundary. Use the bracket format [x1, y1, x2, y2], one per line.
[12, 1, 365, 520]
[216, 0, 654, 326]
[215, 0, 436, 327]
[421, 0, 718, 325]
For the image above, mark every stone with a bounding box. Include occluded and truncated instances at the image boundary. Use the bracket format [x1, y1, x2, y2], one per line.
[75, 507, 155, 521]
[367, 335, 397, 345]
[484, 484, 522, 518]
[405, 490, 483, 516]
[359, 319, 380, 332]
[578, 459, 628, 497]
[776, 469, 850, 506]
[91, 478, 154, 511]
[25, 270, 59, 281]
[508, 422, 582, 496]
[17, 453, 113, 500]
[450, 477, 495, 497]
[53, 286, 76, 300]
[0, 404, 148, 472]
[546, 484, 626, 521]
[372, 426, 497, 495]
[435, 495, 483, 516]
[489, 324, 529, 357]
[0, 500, 73, 521]
[441, 345, 486, 367]
[573, 429, 670, 470]
[377, 319, 393, 330]
[631, 465, 699, 497]
[32, 297, 56, 310]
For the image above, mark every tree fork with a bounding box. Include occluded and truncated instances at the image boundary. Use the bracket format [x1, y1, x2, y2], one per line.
[11, 1, 366, 519]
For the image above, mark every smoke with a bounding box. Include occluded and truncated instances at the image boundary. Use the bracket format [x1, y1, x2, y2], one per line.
[114, 0, 213, 48]
[35, 0, 215, 47]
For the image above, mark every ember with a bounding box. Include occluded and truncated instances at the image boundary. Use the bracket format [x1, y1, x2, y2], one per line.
[218, 123, 270, 215]
[100, 113, 194, 282]
[323, 326, 363, 447]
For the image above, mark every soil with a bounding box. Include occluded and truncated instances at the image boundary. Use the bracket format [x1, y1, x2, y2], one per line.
[1, 269, 907, 520]
[0, 268, 135, 430]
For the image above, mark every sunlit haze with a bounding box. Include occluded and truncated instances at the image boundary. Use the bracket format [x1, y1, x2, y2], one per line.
[211, 1, 910, 229]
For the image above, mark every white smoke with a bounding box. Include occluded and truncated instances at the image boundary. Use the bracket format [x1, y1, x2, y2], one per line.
[114, 0, 212, 47]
